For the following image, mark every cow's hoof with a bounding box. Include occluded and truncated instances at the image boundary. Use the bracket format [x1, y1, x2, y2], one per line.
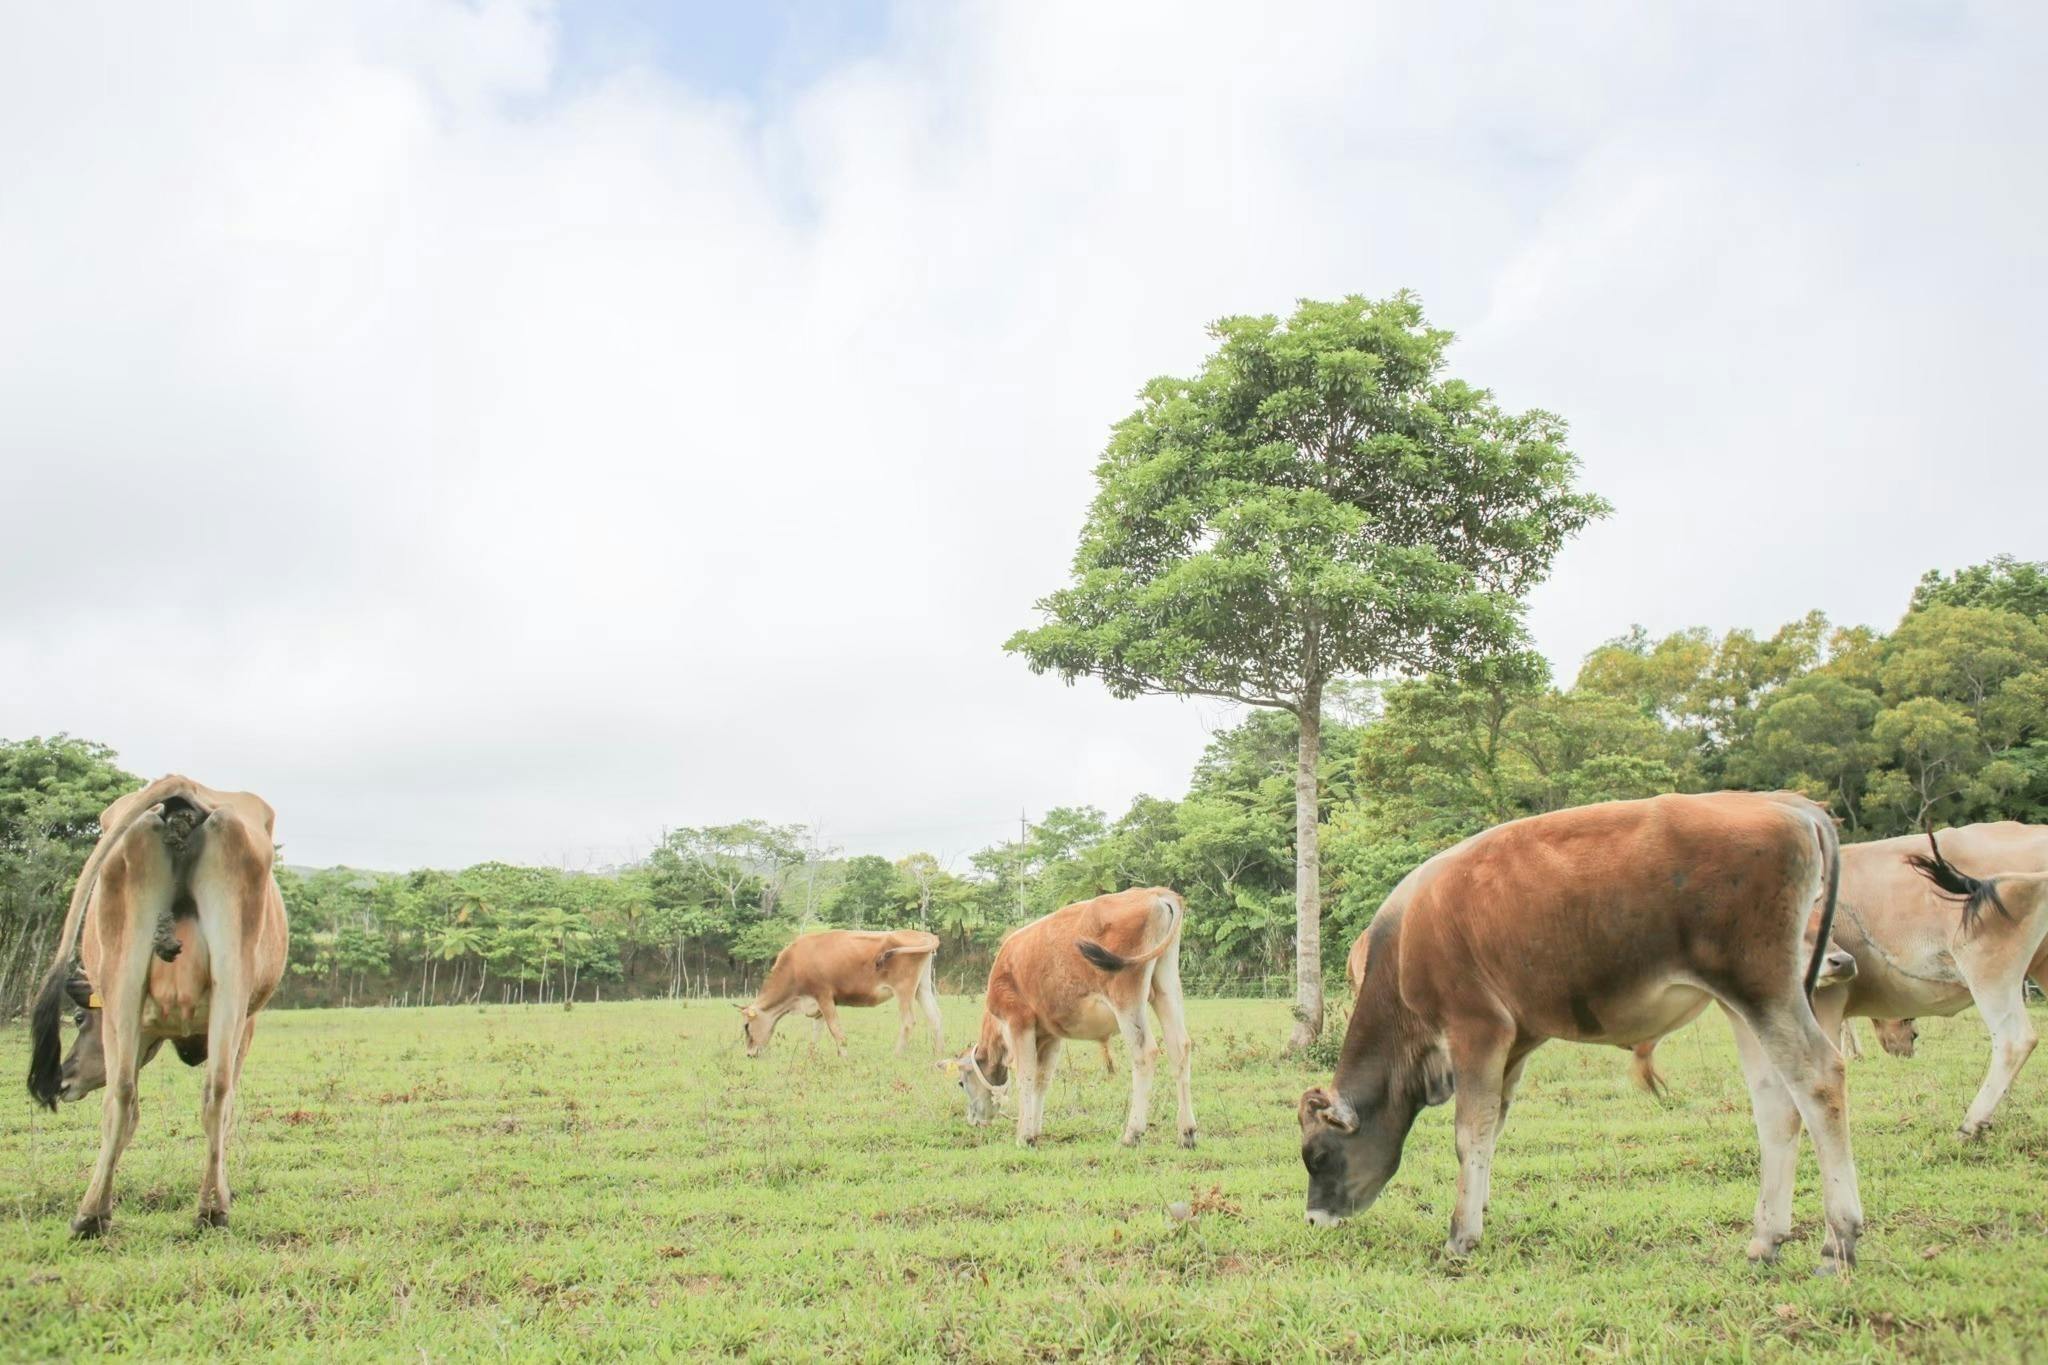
[1179, 1128, 1197, 1149]
[1813, 1256, 1852, 1278]
[1119, 1129, 1144, 1148]
[1958, 1120, 1991, 1141]
[1442, 1235, 1479, 1260]
[197, 1208, 229, 1230]
[1746, 1237, 1785, 1265]
[71, 1214, 110, 1239]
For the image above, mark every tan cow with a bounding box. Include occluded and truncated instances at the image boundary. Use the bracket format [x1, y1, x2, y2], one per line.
[1624, 821, 2048, 1135]
[943, 887, 1194, 1149]
[1301, 792, 1864, 1272]
[1815, 823, 2048, 1136]
[738, 929, 944, 1058]
[26, 775, 288, 1237]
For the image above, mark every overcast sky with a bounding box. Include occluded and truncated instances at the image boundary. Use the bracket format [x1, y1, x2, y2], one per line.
[4, 2, 2043, 872]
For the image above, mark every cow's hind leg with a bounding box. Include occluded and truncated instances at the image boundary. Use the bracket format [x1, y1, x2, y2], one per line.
[1031, 1035, 1064, 1145]
[916, 964, 945, 1057]
[1724, 1005, 1803, 1264]
[1116, 1006, 1158, 1147]
[1956, 954, 2038, 1139]
[74, 825, 172, 1237]
[1445, 1021, 1513, 1258]
[192, 808, 263, 1229]
[1736, 998, 1863, 1273]
[894, 993, 918, 1057]
[1149, 970, 1196, 1147]
[1009, 1024, 1041, 1147]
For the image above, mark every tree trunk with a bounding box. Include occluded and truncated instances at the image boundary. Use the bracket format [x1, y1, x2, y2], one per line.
[1286, 685, 1325, 1051]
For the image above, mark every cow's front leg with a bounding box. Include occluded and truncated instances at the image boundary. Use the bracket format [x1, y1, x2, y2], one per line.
[1032, 1035, 1064, 1144]
[814, 998, 849, 1058]
[1445, 1028, 1510, 1259]
[1009, 1025, 1040, 1146]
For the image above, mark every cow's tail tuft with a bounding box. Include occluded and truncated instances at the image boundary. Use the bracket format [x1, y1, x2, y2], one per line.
[25, 969, 67, 1110]
[875, 932, 941, 972]
[1077, 892, 1182, 972]
[1906, 829, 2010, 931]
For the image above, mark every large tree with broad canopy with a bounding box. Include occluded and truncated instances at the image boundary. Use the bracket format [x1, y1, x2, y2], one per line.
[1006, 292, 1608, 1048]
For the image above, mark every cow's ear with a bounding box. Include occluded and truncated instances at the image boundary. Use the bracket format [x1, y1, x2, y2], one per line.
[1300, 1086, 1358, 1134]
[1419, 1046, 1455, 1108]
[66, 974, 94, 1008]
[937, 1058, 961, 1077]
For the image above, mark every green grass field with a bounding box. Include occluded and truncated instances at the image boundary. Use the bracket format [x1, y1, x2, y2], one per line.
[3, 998, 2045, 1361]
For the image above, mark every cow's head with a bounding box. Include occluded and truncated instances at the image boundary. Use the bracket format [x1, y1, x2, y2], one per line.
[734, 1004, 774, 1058]
[938, 1045, 1007, 1126]
[1814, 944, 1857, 989]
[56, 973, 106, 1102]
[1872, 1017, 1919, 1058]
[1300, 1040, 1448, 1227]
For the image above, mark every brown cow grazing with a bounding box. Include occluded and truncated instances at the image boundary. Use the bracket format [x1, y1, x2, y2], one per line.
[26, 776, 288, 1236]
[943, 887, 1194, 1148]
[1301, 792, 1864, 1272]
[738, 929, 943, 1058]
[1623, 821, 2048, 1136]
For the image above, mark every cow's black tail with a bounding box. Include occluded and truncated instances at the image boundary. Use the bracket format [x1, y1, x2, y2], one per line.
[26, 968, 67, 1111]
[1906, 829, 2009, 931]
[1077, 893, 1182, 972]
[1802, 809, 1841, 999]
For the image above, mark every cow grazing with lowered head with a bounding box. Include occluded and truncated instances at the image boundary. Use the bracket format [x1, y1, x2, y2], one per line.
[1620, 821, 2048, 1136]
[739, 929, 944, 1058]
[943, 887, 1194, 1148]
[26, 776, 288, 1237]
[1301, 791, 1864, 1273]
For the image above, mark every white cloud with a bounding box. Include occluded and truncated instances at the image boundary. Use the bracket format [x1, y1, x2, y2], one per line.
[3, 0, 2043, 868]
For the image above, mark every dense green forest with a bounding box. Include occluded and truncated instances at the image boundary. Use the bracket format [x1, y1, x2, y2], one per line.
[2, 556, 2042, 1014]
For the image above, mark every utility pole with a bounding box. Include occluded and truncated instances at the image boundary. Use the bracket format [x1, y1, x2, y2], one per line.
[801, 820, 822, 927]
[1016, 809, 1029, 921]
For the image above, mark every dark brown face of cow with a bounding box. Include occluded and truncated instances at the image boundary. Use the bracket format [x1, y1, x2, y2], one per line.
[1872, 1018, 1919, 1058]
[57, 976, 105, 1102]
[1299, 1080, 1423, 1226]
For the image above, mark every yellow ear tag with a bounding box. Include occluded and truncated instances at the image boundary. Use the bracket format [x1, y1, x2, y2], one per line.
[87, 993, 102, 1009]
[943, 1059, 961, 1078]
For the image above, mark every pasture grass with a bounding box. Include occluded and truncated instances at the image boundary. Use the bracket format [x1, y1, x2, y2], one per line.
[2, 998, 2045, 1361]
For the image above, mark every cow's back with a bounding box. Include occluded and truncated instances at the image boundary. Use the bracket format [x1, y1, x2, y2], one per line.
[986, 888, 1176, 1023]
[1395, 793, 1821, 1039]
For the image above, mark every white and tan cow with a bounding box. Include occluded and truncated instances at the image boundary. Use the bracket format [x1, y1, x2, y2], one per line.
[1622, 821, 2048, 1136]
[943, 887, 1195, 1149]
[738, 929, 944, 1058]
[26, 775, 288, 1237]
[1825, 823, 2048, 1136]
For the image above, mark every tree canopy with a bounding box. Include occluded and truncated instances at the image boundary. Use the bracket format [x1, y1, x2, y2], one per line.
[1007, 292, 1608, 1046]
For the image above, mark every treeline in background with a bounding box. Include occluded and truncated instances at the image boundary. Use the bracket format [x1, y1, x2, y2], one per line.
[2, 555, 2043, 1015]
